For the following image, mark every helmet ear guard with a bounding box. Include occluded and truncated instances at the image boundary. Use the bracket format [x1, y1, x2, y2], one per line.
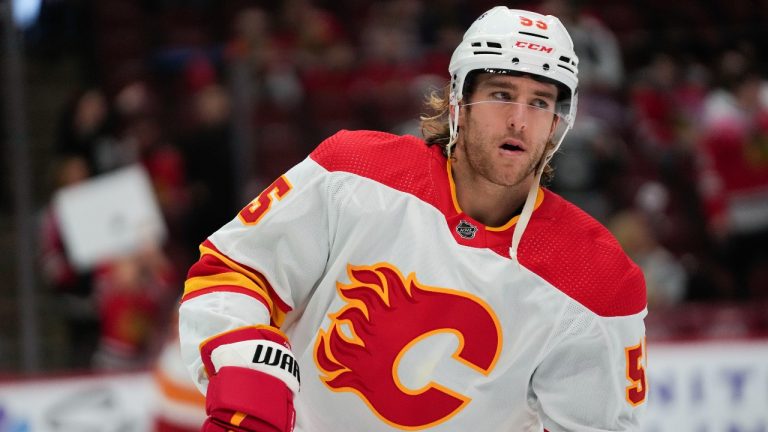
[447, 6, 579, 157]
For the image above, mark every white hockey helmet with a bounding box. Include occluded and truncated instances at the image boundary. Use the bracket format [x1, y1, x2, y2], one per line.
[447, 6, 579, 157]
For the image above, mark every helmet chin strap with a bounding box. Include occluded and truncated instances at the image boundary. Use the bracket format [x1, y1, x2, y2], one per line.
[510, 151, 551, 262]
[447, 95, 461, 158]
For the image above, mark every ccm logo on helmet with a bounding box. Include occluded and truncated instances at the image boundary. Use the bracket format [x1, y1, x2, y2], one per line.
[515, 41, 553, 53]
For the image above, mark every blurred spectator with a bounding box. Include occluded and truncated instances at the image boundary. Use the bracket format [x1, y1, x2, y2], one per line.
[110, 79, 191, 267]
[696, 52, 768, 299]
[629, 54, 709, 177]
[416, 12, 463, 79]
[227, 6, 304, 113]
[55, 81, 163, 178]
[549, 114, 630, 222]
[178, 76, 238, 253]
[630, 54, 685, 159]
[91, 243, 178, 371]
[279, 0, 346, 71]
[608, 209, 687, 308]
[119, 113, 187, 216]
[225, 6, 306, 191]
[352, 1, 424, 131]
[38, 156, 99, 370]
[300, 40, 360, 140]
[540, 0, 624, 92]
[701, 49, 768, 129]
[627, 55, 714, 262]
[54, 87, 119, 175]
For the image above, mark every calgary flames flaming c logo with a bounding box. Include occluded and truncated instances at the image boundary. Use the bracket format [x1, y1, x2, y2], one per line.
[314, 263, 502, 430]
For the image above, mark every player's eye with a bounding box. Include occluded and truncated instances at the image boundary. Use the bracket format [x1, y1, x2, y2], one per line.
[530, 98, 551, 110]
[490, 91, 512, 101]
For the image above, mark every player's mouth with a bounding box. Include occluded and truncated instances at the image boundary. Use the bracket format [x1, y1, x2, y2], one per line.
[499, 139, 525, 155]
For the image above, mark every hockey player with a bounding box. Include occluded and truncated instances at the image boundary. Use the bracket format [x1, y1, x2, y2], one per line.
[179, 6, 648, 431]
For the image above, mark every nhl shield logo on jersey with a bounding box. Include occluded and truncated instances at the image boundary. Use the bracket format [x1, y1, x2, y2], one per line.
[455, 220, 478, 239]
[314, 263, 502, 430]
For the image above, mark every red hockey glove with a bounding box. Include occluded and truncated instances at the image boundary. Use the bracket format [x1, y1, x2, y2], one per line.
[202, 366, 295, 432]
[199, 327, 300, 432]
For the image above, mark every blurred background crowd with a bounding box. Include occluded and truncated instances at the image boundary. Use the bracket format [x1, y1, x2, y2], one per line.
[1, 0, 768, 377]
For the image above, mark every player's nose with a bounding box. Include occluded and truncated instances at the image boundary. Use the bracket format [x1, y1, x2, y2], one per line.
[506, 103, 527, 131]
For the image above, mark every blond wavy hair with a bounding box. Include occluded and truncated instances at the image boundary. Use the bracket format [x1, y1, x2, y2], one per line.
[419, 84, 557, 185]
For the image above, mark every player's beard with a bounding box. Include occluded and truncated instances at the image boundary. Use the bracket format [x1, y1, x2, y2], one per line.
[457, 109, 548, 189]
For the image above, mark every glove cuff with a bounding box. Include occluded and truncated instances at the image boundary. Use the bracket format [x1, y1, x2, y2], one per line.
[206, 366, 295, 432]
[211, 339, 300, 395]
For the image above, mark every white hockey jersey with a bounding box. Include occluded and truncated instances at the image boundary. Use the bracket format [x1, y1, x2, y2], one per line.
[179, 130, 648, 431]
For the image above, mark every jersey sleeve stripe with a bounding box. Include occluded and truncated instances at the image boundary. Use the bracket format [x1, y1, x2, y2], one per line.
[183, 240, 293, 326]
[202, 240, 293, 313]
[185, 272, 274, 310]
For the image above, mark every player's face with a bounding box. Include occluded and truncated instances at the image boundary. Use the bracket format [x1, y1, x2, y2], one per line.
[455, 74, 559, 188]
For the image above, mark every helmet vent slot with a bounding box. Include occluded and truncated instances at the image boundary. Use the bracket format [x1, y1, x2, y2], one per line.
[558, 64, 575, 73]
[511, 57, 520, 64]
[519, 31, 548, 39]
[471, 42, 482, 47]
[486, 42, 502, 48]
[473, 51, 502, 55]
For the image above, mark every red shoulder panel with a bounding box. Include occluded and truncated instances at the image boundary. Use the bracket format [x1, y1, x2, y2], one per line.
[309, 130, 448, 207]
[520, 191, 647, 317]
